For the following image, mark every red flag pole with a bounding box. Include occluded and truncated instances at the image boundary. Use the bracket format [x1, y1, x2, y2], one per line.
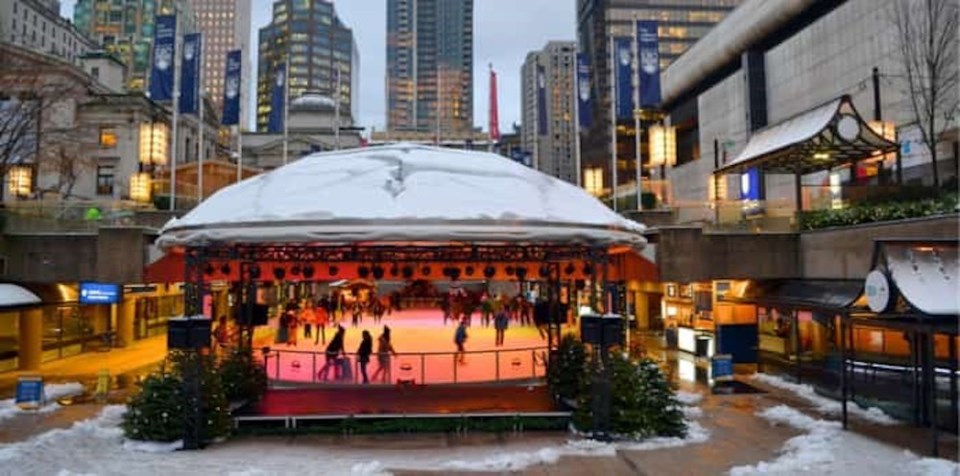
[489, 64, 500, 149]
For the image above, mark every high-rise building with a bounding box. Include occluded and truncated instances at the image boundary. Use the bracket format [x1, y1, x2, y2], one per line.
[256, 0, 358, 132]
[0, 0, 96, 64]
[192, 0, 251, 129]
[73, 0, 196, 91]
[386, 0, 474, 135]
[521, 41, 578, 185]
[576, 0, 740, 194]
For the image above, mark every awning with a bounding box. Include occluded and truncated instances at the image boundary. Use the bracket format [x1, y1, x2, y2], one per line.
[0, 284, 42, 308]
[716, 95, 898, 175]
[738, 279, 863, 311]
[872, 240, 959, 316]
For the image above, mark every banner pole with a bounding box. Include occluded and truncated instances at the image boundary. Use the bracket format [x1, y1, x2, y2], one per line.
[198, 35, 204, 203]
[573, 53, 582, 188]
[282, 56, 289, 165]
[170, 32, 180, 212]
[609, 35, 618, 212]
[634, 21, 643, 211]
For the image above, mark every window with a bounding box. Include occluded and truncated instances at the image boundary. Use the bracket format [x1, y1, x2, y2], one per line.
[96, 165, 115, 196]
[99, 128, 117, 148]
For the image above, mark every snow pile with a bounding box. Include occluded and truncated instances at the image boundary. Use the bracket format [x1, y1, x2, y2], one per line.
[0, 404, 124, 463]
[753, 373, 897, 425]
[730, 405, 842, 475]
[731, 405, 960, 476]
[675, 390, 703, 406]
[350, 461, 390, 476]
[0, 382, 85, 422]
[123, 439, 183, 453]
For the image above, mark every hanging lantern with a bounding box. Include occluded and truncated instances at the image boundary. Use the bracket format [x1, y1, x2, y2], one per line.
[7, 166, 31, 198]
[649, 125, 677, 168]
[139, 122, 169, 165]
[129, 172, 152, 202]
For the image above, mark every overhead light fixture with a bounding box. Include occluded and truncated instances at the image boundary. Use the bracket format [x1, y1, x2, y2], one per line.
[813, 152, 830, 160]
[303, 265, 315, 279]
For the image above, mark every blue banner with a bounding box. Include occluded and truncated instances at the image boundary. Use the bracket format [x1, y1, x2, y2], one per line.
[536, 64, 547, 136]
[179, 33, 201, 114]
[576, 53, 592, 129]
[148, 15, 177, 102]
[636, 20, 662, 107]
[267, 63, 286, 133]
[221, 50, 242, 126]
[614, 37, 633, 120]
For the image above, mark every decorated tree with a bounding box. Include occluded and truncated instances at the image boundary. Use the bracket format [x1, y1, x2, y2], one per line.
[548, 334, 586, 403]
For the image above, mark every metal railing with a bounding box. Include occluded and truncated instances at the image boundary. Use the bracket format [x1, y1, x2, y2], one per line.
[262, 346, 549, 386]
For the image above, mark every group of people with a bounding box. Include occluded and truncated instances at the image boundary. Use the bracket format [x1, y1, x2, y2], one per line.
[274, 291, 392, 348]
[317, 325, 397, 384]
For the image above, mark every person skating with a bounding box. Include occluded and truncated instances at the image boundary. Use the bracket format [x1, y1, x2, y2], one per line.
[314, 298, 329, 345]
[318, 326, 346, 381]
[454, 318, 468, 364]
[494, 308, 509, 347]
[357, 330, 373, 384]
[371, 326, 397, 384]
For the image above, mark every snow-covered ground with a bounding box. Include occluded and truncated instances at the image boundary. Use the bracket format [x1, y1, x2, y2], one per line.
[753, 373, 897, 425]
[730, 405, 959, 476]
[0, 391, 710, 476]
[0, 382, 84, 422]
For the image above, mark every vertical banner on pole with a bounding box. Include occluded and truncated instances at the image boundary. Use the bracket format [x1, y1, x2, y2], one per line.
[536, 64, 548, 136]
[221, 50, 242, 126]
[614, 37, 634, 120]
[636, 20, 662, 108]
[576, 53, 592, 130]
[148, 15, 177, 102]
[179, 33, 201, 114]
[267, 63, 286, 134]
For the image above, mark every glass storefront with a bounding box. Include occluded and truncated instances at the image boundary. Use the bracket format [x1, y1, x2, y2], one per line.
[0, 311, 18, 372]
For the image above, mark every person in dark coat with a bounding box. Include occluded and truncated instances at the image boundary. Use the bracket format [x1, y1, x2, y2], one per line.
[318, 326, 346, 381]
[357, 330, 373, 384]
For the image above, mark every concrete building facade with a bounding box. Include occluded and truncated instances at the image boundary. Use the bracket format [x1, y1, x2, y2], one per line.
[521, 41, 578, 185]
[0, 0, 96, 65]
[386, 0, 474, 135]
[256, 0, 358, 132]
[576, 0, 740, 194]
[660, 0, 959, 224]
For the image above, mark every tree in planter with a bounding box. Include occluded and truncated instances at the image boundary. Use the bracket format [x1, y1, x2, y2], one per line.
[123, 351, 231, 444]
[574, 353, 686, 439]
[548, 334, 586, 403]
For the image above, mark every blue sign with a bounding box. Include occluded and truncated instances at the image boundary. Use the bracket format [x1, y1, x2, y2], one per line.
[79, 282, 121, 305]
[15, 376, 44, 409]
[711, 354, 734, 381]
[636, 20, 662, 107]
[221, 49, 242, 126]
[148, 15, 177, 102]
[179, 33, 202, 114]
[614, 37, 634, 120]
[740, 167, 762, 201]
[576, 53, 592, 129]
[267, 62, 286, 133]
[536, 64, 548, 136]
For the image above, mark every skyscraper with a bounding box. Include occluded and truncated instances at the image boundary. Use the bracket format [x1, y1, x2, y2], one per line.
[256, 0, 358, 132]
[522, 42, 578, 185]
[576, 0, 740, 193]
[192, 0, 251, 129]
[73, 0, 196, 91]
[386, 0, 474, 135]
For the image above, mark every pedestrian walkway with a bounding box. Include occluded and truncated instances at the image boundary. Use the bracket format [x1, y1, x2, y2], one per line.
[0, 335, 169, 399]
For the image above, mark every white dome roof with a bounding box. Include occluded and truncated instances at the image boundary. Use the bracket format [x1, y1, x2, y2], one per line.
[158, 144, 646, 248]
[290, 91, 336, 111]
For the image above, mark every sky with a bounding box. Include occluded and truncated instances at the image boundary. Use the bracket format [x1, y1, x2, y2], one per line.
[61, 0, 577, 133]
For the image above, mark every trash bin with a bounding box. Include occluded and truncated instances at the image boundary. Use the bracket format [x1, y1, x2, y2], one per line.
[695, 336, 711, 357]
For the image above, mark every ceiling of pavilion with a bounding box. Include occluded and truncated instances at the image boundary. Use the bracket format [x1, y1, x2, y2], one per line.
[157, 144, 646, 250]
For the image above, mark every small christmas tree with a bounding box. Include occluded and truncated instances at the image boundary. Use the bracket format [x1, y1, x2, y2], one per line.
[548, 334, 586, 403]
[122, 372, 184, 442]
[219, 347, 268, 404]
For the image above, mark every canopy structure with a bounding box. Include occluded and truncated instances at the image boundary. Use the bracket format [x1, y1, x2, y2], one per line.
[0, 284, 41, 308]
[870, 239, 959, 317]
[716, 95, 898, 175]
[158, 144, 646, 250]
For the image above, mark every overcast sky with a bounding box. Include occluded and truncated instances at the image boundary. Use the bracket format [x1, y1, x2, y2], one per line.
[62, 0, 576, 133]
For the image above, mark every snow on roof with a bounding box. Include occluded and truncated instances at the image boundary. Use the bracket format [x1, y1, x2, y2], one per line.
[158, 144, 646, 249]
[0, 284, 42, 308]
[884, 243, 959, 316]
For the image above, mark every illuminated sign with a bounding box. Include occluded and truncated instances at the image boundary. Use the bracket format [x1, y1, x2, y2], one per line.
[79, 282, 121, 305]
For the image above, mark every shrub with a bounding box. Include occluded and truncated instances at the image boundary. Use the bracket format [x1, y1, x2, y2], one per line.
[219, 347, 268, 404]
[799, 193, 957, 231]
[574, 354, 686, 439]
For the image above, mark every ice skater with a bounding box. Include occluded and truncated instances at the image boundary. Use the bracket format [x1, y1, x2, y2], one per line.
[454, 318, 468, 364]
[318, 326, 346, 381]
[371, 326, 397, 384]
[357, 330, 373, 384]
